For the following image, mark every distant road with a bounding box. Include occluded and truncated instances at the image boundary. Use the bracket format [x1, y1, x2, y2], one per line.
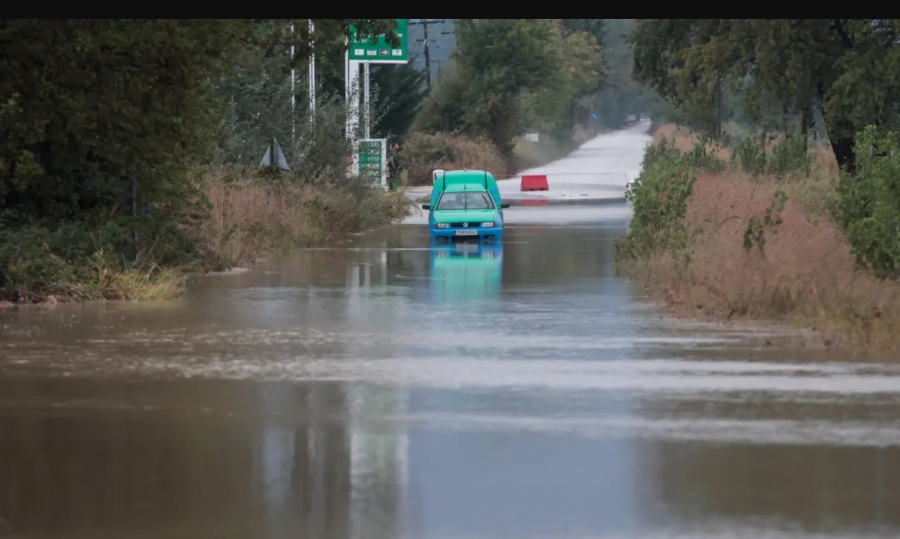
[403, 119, 652, 224]
[496, 119, 652, 202]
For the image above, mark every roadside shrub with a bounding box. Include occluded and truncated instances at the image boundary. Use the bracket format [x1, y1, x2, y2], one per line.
[839, 125, 900, 279]
[403, 132, 507, 186]
[616, 138, 699, 261]
[0, 212, 188, 302]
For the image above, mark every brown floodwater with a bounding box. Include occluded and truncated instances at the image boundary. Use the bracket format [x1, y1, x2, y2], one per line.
[1, 205, 899, 539]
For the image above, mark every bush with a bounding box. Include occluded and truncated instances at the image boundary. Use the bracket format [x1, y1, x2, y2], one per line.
[0, 212, 189, 302]
[839, 126, 900, 279]
[402, 132, 507, 186]
[615, 138, 699, 261]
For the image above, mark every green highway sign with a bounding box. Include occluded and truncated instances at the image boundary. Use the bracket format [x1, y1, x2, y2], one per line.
[349, 19, 408, 63]
[357, 139, 386, 185]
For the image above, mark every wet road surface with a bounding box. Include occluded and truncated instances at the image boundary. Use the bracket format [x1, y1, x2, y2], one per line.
[404, 120, 652, 205]
[2, 209, 900, 539]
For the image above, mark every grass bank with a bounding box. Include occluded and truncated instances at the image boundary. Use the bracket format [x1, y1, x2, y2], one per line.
[0, 168, 412, 306]
[617, 123, 900, 355]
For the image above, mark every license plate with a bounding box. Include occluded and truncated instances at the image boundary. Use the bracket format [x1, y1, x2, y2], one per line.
[455, 230, 478, 236]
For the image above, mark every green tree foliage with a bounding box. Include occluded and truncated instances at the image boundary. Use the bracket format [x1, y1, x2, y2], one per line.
[413, 19, 604, 157]
[616, 136, 726, 262]
[0, 18, 400, 299]
[0, 19, 247, 220]
[590, 19, 644, 129]
[216, 20, 424, 158]
[371, 61, 427, 140]
[839, 126, 900, 278]
[630, 19, 900, 175]
[0, 18, 399, 221]
[562, 19, 606, 47]
[523, 24, 605, 144]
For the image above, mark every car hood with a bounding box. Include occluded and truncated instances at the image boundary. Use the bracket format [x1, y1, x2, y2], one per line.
[433, 209, 499, 222]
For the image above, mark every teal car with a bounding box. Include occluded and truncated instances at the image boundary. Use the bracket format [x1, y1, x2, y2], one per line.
[422, 170, 509, 244]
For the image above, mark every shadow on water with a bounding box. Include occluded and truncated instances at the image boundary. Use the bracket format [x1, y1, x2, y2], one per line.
[1, 209, 900, 538]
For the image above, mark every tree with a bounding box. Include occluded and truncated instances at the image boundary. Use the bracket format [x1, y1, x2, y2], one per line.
[0, 19, 249, 220]
[0, 18, 401, 222]
[522, 25, 605, 142]
[630, 19, 900, 175]
[413, 19, 604, 157]
[590, 19, 641, 128]
[562, 19, 606, 49]
[371, 60, 427, 140]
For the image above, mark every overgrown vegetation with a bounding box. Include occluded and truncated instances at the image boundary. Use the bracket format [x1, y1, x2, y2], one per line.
[0, 19, 411, 304]
[839, 126, 900, 280]
[619, 19, 900, 354]
[617, 124, 900, 354]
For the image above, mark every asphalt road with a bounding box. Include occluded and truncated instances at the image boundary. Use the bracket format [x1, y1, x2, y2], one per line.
[404, 119, 652, 208]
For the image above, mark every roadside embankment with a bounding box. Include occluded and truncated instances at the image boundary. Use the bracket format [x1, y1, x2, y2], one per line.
[617, 123, 900, 356]
[0, 168, 411, 306]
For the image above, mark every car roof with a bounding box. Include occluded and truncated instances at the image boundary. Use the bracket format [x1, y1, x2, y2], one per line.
[443, 183, 488, 193]
[442, 169, 492, 179]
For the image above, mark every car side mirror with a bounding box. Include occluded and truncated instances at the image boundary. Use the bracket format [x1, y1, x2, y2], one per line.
[500, 203, 510, 209]
[421, 204, 430, 210]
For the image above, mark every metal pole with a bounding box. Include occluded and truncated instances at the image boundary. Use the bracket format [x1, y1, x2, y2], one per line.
[364, 62, 370, 139]
[290, 22, 296, 146]
[345, 48, 351, 139]
[410, 20, 446, 88]
[308, 20, 315, 122]
[345, 47, 360, 176]
[423, 21, 431, 87]
[346, 61, 360, 141]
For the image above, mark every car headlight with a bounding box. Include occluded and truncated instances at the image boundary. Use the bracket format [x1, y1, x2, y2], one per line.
[481, 221, 495, 228]
[435, 222, 449, 229]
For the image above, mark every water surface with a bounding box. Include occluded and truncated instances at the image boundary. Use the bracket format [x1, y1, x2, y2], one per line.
[1, 208, 899, 539]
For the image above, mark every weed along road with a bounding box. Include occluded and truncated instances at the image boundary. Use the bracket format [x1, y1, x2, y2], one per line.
[3, 124, 900, 538]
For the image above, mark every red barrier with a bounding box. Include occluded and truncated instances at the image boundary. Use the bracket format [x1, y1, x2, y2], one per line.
[521, 199, 549, 206]
[520, 174, 549, 191]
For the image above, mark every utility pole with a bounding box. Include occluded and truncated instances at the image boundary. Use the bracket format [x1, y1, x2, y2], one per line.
[409, 19, 447, 88]
[433, 59, 446, 80]
[309, 20, 315, 123]
[290, 22, 296, 146]
[423, 22, 431, 87]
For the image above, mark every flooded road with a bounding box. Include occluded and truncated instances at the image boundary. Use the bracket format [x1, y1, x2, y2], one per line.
[2, 210, 900, 539]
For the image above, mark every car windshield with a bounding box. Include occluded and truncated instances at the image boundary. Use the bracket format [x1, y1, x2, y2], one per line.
[436, 191, 495, 210]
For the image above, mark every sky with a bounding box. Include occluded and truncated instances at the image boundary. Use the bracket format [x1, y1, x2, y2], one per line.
[407, 19, 456, 83]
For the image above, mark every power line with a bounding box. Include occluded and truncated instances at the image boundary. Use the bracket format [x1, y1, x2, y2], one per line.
[409, 19, 452, 87]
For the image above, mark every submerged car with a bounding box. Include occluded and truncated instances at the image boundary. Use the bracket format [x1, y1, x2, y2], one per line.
[422, 170, 509, 244]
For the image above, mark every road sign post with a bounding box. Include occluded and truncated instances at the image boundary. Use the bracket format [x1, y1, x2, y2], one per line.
[346, 20, 408, 179]
[357, 138, 387, 187]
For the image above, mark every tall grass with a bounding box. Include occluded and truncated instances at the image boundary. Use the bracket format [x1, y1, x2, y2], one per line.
[619, 123, 900, 356]
[191, 167, 412, 271]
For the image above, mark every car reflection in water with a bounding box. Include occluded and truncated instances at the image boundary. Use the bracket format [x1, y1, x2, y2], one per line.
[429, 243, 503, 303]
